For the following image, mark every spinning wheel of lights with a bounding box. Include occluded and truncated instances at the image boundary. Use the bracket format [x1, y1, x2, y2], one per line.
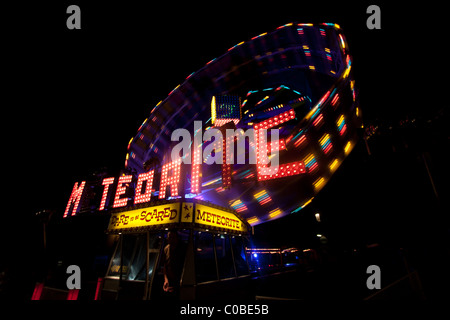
[125, 23, 362, 226]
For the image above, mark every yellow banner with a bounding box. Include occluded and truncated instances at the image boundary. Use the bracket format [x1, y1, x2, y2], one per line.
[194, 203, 247, 233]
[108, 203, 180, 231]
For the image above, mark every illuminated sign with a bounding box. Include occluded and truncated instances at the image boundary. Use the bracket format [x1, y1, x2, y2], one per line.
[107, 201, 248, 234]
[194, 203, 247, 233]
[108, 202, 181, 231]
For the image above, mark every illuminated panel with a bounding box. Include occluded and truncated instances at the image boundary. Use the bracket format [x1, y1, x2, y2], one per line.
[304, 153, 318, 172]
[253, 189, 272, 206]
[247, 216, 259, 225]
[113, 175, 133, 208]
[337, 114, 347, 136]
[63, 181, 86, 218]
[212, 95, 241, 127]
[253, 109, 295, 130]
[108, 202, 181, 232]
[293, 133, 307, 148]
[313, 177, 326, 191]
[222, 135, 232, 189]
[213, 118, 240, 127]
[190, 146, 202, 194]
[312, 113, 324, 127]
[319, 133, 333, 155]
[194, 202, 247, 233]
[254, 109, 306, 181]
[344, 141, 353, 154]
[331, 93, 340, 107]
[99, 177, 115, 211]
[134, 171, 155, 205]
[329, 158, 340, 172]
[258, 162, 306, 180]
[230, 199, 248, 213]
[211, 96, 216, 125]
[159, 159, 182, 199]
[269, 208, 283, 219]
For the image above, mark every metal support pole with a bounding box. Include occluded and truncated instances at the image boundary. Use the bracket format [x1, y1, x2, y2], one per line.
[143, 231, 150, 300]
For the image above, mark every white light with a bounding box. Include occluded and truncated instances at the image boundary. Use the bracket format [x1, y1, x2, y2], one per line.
[315, 213, 321, 222]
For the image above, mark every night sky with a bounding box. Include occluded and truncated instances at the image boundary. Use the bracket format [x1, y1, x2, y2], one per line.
[2, 1, 449, 301]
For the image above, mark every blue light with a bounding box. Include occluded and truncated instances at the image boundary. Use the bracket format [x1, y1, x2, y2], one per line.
[253, 253, 258, 258]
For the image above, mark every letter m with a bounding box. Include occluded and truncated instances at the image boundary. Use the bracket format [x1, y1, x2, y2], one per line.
[63, 181, 86, 218]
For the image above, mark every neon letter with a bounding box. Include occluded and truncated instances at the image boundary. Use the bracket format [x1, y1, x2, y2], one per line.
[159, 159, 181, 199]
[134, 170, 154, 204]
[99, 177, 115, 211]
[63, 181, 86, 218]
[113, 175, 132, 208]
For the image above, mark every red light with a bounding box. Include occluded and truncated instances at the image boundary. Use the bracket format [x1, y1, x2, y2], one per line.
[31, 282, 44, 300]
[67, 289, 79, 300]
[99, 177, 115, 211]
[312, 114, 324, 126]
[113, 175, 133, 208]
[159, 159, 182, 199]
[134, 170, 155, 204]
[253, 111, 306, 181]
[63, 181, 86, 218]
[191, 145, 202, 193]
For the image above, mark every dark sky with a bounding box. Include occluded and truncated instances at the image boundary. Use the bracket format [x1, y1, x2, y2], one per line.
[3, 1, 447, 264]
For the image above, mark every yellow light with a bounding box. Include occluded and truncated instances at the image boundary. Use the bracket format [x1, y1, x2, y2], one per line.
[195, 203, 247, 232]
[247, 216, 259, 225]
[313, 177, 325, 190]
[334, 23, 341, 29]
[337, 114, 345, 127]
[342, 65, 351, 78]
[309, 65, 316, 70]
[269, 208, 282, 219]
[211, 96, 216, 125]
[302, 197, 314, 208]
[344, 141, 352, 154]
[230, 199, 242, 207]
[253, 190, 267, 199]
[304, 153, 315, 164]
[329, 158, 339, 171]
[319, 133, 330, 145]
[258, 32, 267, 37]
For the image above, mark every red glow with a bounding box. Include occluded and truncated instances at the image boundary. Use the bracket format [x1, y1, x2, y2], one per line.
[222, 135, 233, 189]
[191, 146, 202, 193]
[63, 181, 86, 218]
[331, 93, 340, 107]
[113, 175, 133, 208]
[31, 282, 44, 300]
[67, 289, 79, 300]
[94, 278, 103, 300]
[253, 109, 306, 181]
[294, 134, 307, 148]
[312, 114, 324, 126]
[134, 171, 155, 204]
[254, 109, 295, 130]
[159, 159, 182, 199]
[99, 177, 115, 211]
